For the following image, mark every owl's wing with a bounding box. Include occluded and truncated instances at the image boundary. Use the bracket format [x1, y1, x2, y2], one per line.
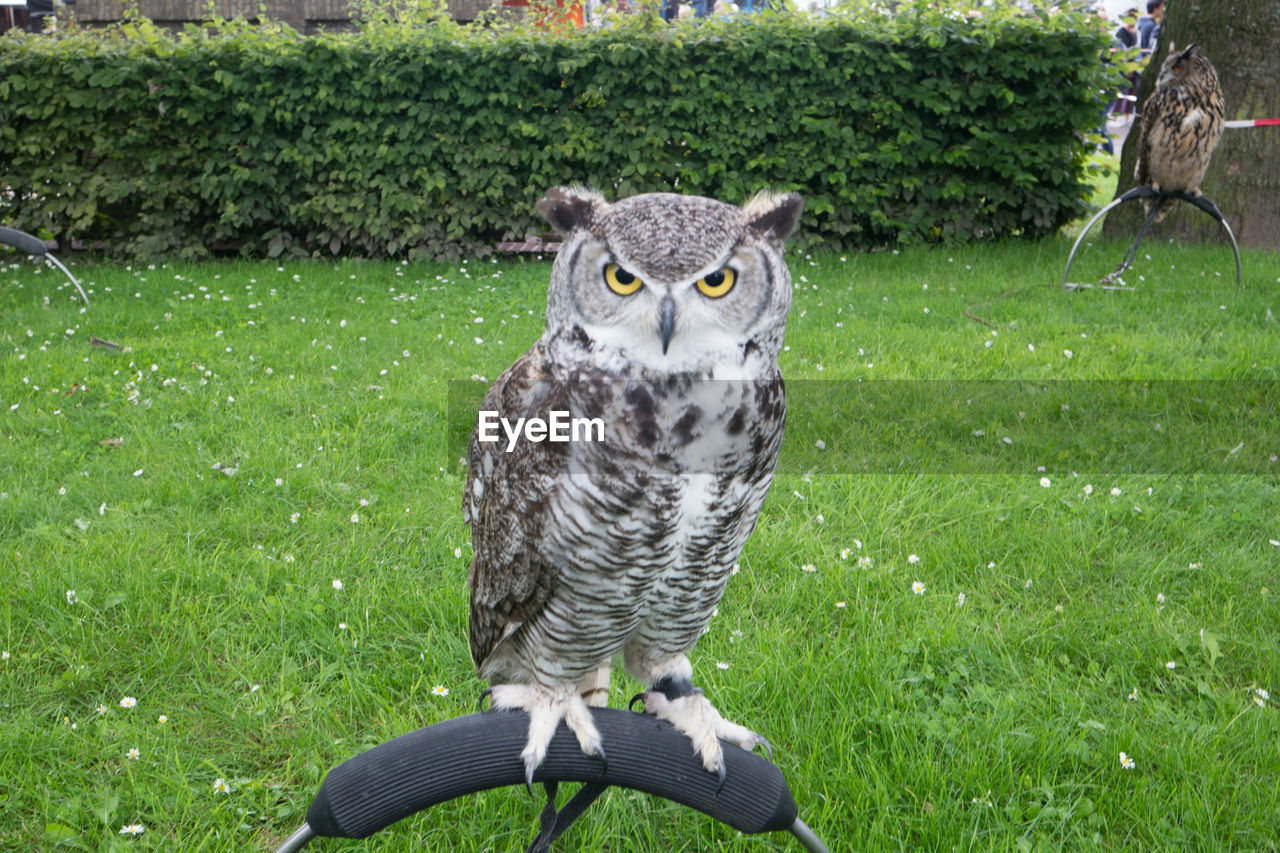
[463, 341, 569, 673]
[1134, 87, 1170, 186]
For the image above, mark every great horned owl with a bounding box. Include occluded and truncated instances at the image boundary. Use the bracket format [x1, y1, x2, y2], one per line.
[1135, 43, 1225, 222]
[464, 186, 803, 786]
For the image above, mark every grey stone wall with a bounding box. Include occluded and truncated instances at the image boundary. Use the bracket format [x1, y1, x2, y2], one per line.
[70, 0, 501, 28]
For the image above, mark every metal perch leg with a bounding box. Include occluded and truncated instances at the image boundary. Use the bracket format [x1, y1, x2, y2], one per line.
[0, 225, 91, 307]
[1061, 186, 1243, 287]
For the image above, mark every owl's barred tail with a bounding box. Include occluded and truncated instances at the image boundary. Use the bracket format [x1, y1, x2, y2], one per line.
[578, 663, 612, 708]
[1144, 195, 1177, 224]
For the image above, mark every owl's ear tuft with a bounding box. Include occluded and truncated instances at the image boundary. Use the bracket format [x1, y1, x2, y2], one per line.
[536, 185, 605, 235]
[743, 191, 804, 243]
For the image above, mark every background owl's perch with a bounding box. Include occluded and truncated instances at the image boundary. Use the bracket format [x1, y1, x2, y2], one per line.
[1061, 185, 1242, 288]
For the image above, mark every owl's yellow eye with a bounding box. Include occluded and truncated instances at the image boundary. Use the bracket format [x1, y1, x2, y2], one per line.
[604, 264, 642, 296]
[695, 267, 736, 299]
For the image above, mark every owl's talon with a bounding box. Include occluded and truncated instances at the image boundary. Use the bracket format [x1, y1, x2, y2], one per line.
[628, 692, 647, 712]
[638, 685, 768, 785]
[594, 743, 608, 776]
[524, 758, 537, 798]
[477, 687, 493, 713]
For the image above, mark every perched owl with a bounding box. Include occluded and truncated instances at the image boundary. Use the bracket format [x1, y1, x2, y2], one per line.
[463, 186, 803, 787]
[1135, 43, 1225, 222]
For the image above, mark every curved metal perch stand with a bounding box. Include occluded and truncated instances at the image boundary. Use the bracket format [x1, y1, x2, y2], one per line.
[1062, 185, 1242, 288]
[272, 708, 830, 853]
[0, 225, 90, 306]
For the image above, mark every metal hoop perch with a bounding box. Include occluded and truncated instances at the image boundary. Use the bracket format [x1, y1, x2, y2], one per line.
[1061, 185, 1242, 288]
[0, 225, 91, 307]
[272, 708, 830, 853]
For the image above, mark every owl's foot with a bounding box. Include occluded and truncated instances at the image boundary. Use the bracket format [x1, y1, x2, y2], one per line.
[487, 683, 607, 793]
[631, 676, 771, 791]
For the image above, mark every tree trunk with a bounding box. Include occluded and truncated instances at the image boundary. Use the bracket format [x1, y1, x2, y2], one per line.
[1106, 0, 1280, 248]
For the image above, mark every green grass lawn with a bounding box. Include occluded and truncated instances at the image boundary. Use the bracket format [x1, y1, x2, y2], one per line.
[2, 233, 1278, 851]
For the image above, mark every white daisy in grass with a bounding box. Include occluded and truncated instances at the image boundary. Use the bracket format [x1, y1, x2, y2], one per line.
[2, 651, 8, 661]
[350, 511, 359, 524]
[283, 554, 294, 564]
[1253, 695, 1266, 709]
[1111, 487, 1122, 496]
[1156, 592, 1165, 605]
[835, 601, 846, 608]
[453, 547, 463, 558]
[126, 747, 140, 761]
[431, 685, 449, 697]
[840, 548, 851, 560]
[907, 554, 920, 564]
[96, 704, 109, 715]
[801, 563, 817, 573]
[1128, 687, 1138, 701]
[213, 778, 232, 795]
[119, 696, 137, 709]
[1082, 484, 1093, 496]
[1270, 539, 1280, 547]
[1039, 477, 1051, 488]
[716, 662, 730, 670]
[1119, 752, 1136, 770]
[1166, 661, 1176, 670]
[332, 579, 343, 591]
[66, 589, 79, 605]
[119, 824, 145, 836]
[290, 512, 300, 524]
[158, 715, 168, 724]
[1258, 688, 1270, 701]
[911, 581, 926, 595]
[956, 592, 966, 607]
[857, 556, 872, 569]
[853, 539, 863, 550]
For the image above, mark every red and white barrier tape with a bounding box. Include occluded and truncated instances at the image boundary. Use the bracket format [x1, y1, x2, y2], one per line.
[1224, 118, 1280, 128]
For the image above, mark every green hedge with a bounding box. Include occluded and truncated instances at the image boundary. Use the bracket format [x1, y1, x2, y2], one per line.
[0, 6, 1111, 259]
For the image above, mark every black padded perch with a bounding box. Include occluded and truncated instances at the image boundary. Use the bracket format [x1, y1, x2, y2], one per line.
[1062, 185, 1242, 288]
[0, 225, 90, 306]
[272, 708, 830, 853]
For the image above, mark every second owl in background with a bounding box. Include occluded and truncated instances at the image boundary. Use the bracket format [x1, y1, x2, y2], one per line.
[464, 186, 803, 789]
[1135, 43, 1225, 222]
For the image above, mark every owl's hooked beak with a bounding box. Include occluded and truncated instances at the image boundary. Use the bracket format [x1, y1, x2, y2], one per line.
[658, 295, 676, 355]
